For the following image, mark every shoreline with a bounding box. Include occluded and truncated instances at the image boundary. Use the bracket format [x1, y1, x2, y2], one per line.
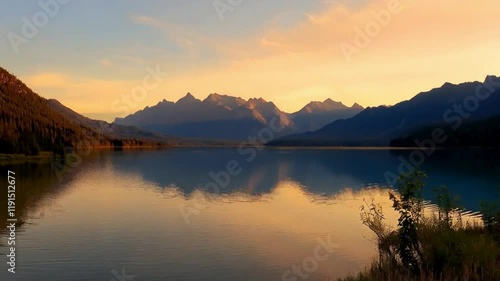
[2, 145, 498, 164]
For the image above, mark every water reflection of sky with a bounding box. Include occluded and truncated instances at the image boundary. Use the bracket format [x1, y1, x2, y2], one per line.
[0, 148, 497, 281]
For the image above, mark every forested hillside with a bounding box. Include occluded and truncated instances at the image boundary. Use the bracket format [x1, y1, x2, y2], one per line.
[269, 76, 500, 146]
[390, 116, 500, 148]
[0, 67, 166, 155]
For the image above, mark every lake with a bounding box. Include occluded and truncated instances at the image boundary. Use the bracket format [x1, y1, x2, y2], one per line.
[1, 148, 499, 281]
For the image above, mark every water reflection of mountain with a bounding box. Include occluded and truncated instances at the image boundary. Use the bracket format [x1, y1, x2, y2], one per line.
[2, 150, 492, 281]
[0, 148, 498, 227]
[107, 148, 500, 211]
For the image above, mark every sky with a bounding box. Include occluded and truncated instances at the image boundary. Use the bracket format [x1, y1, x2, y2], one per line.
[1, 0, 500, 121]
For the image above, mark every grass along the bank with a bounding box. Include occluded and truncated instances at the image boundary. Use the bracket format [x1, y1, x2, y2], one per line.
[339, 171, 500, 281]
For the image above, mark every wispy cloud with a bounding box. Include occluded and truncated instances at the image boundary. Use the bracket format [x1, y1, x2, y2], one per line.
[10, 0, 500, 122]
[131, 15, 204, 58]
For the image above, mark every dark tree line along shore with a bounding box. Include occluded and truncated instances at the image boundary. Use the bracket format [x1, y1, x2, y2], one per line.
[0, 67, 168, 156]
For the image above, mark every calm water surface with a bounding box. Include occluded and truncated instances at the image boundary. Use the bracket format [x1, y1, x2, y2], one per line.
[1, 148, 499, 281]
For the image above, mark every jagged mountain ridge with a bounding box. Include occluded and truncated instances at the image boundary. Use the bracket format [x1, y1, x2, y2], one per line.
[115, 93, 363, 140]
[291, 99, 364, 132]
[116, 93, 294, 127]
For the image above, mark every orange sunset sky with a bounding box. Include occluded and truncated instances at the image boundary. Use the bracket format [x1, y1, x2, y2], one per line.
[1, 0, 500, 121]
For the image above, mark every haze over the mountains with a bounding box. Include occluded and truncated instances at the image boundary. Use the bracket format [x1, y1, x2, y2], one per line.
[115, 93, 364, 140]
[270, 75, 500, 146]
[291, 99, 364, 135]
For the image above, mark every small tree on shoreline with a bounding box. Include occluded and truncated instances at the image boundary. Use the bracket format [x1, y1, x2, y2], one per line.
[389, 170, 426, 275]
[354, 171, 500, 281]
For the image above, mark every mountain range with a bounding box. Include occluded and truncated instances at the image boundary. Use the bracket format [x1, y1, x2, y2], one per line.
[2, 63, 500, 155]
[291, 99, 364, 134]
[269, 76, 500, 146]
[115, 93, 364, 140]
[47, 99, 183, 144]
[0, 67, 224, 156]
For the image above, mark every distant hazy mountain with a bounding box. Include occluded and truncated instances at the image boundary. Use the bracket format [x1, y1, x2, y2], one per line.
[269, 76, 500, 146]
[290, 99, 364, 132]
[115, 93, 295, 140]
[115, 93, 362, 140]
[47, 99, 172, 143]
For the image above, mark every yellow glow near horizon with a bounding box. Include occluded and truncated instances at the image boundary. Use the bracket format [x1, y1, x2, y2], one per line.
[19, 0, 500, 121]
